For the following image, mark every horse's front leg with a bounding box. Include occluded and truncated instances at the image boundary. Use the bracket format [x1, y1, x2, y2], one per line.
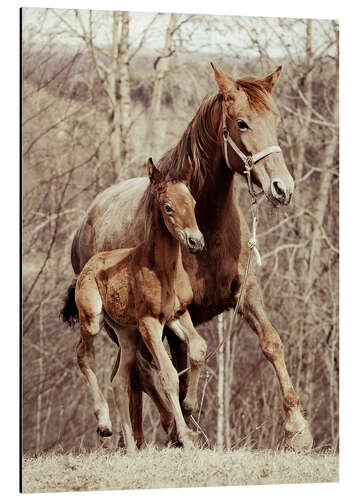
[240, 279, 313, 450]
[168, 311, 207, 416]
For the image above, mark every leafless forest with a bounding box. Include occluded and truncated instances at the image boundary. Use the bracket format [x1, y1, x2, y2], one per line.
[22, 8, 339, 456]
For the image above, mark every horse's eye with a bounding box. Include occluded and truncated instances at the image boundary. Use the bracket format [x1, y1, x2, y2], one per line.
[237, 120, 249, 130]
[164, 204, 173, 214]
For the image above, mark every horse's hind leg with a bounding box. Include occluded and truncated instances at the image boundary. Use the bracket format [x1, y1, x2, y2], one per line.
[76, 285, 112, 446]
[132, 350, 174, 443]
[242, 280, 313, 450]
[165, 327, 189, 410]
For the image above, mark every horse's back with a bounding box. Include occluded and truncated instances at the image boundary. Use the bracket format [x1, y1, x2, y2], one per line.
[72, 177, 149, 274]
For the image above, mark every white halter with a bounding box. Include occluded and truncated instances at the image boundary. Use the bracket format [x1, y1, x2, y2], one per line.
[222, 109, 282, 198]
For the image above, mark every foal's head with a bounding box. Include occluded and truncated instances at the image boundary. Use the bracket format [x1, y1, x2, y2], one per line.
[211, 62, 294, 205]
[147, 158, 204, 254]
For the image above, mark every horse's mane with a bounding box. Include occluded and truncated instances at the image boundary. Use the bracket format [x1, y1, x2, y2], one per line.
[140, 77, 273, 235]
[157, 93, 222, 199]
[141, 93, 222, 237]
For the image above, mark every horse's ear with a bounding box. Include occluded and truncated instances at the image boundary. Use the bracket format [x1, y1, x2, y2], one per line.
[210, 61, 236, 95]
[260, 65, 282, 93]
[182, 155, 194, 186]
[147, 158, 163, 186]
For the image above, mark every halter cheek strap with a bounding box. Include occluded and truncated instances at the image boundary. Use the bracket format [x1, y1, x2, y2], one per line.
[222, 110, 282, 198]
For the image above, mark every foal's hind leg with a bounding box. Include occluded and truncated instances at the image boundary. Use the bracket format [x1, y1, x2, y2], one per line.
[76, 283, 112, 445]
[241, 280, 313, 450]
[111, 326, 139, 455]
[77, 325, 112, 445]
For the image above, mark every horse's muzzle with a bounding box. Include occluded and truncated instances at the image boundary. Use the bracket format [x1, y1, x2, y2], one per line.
[270, 178, 294, 206]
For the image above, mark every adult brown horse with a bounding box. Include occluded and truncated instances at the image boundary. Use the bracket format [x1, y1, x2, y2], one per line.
[70, 63, 312, 450]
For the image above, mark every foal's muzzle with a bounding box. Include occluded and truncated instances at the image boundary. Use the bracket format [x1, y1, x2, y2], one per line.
[185, 231, 205, 254]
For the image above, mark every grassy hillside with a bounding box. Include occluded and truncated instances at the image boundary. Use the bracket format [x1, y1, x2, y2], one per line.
[22, 446, 338, 493]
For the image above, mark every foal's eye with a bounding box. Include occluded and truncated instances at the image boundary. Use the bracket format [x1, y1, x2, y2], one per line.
[164, 204, 173, 214]
[237, 120, 249, 130]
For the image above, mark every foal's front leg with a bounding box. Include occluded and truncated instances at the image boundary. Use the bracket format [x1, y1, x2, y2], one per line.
[241, 279, 313, 450]
[168, 311, 207, 416]
[138, 317, 195, 449]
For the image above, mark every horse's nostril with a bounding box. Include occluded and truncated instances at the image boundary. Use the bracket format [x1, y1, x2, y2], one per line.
[272, 180, 286, 199]
[188, 237, 196, 247]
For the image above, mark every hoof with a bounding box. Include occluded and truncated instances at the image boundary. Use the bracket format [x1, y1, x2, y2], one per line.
[161, 414, 174, 435]
[180, 429, 199, 450]
[96, 426, 113, 438]
[98, 435, 112, 448]
[166, 422, 181, 447]
[125, 446, 137, 457]
[182, 399, 198, 416]
[283, 420, 313, 451]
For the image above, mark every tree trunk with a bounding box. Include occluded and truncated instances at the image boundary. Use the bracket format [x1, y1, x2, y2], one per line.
[294, 18, 313, 265]
[117, 11, 131, 180]
[216, 313, 225, 451]
[146, 13, 178, 155]
[224, 323, 232, 449]
[307, 22, 339, 288]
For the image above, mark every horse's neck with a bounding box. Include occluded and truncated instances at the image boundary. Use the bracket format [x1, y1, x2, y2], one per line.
[195, 97, 236, 232]
[197, 157, 236, 235]
[146, 204, 180, 279]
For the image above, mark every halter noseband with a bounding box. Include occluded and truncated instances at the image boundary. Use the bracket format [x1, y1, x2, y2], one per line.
[222, 109, 282, 199]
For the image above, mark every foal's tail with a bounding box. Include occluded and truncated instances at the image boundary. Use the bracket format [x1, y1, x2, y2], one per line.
[60, 279, 79, 327]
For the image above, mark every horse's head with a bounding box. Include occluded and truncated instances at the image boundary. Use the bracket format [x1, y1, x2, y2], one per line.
[211, 62, 294, 206]
[147, 158, 204, 253]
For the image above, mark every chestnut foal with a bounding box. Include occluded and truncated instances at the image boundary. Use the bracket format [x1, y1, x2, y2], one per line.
[74, 159, 206, 453]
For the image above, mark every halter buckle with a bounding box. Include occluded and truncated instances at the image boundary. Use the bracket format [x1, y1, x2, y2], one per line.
[245, 156, 254, 170]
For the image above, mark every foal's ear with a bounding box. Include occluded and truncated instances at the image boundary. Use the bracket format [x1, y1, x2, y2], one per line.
[260, 65, 282, 93]
[181, 155, 194, 186]
[147, 158, 163, 186]
[210, 61, 236, 95]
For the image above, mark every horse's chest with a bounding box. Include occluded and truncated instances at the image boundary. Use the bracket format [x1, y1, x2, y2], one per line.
[182, 248, 238, 307]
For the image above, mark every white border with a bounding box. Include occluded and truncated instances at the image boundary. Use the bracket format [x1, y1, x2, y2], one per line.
[2, 0, 355, 498]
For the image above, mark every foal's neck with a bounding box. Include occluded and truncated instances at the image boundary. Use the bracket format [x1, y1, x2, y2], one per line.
[146, 203, 180, 278]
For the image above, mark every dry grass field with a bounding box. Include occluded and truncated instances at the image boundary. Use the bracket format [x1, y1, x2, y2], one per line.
[22, 446, 338, 493]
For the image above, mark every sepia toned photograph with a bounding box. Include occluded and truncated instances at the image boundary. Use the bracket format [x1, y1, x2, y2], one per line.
[21, 5, 339, 493]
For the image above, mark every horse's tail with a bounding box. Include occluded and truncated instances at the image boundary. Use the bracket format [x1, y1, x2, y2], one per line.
[60, 279, 79, 327]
